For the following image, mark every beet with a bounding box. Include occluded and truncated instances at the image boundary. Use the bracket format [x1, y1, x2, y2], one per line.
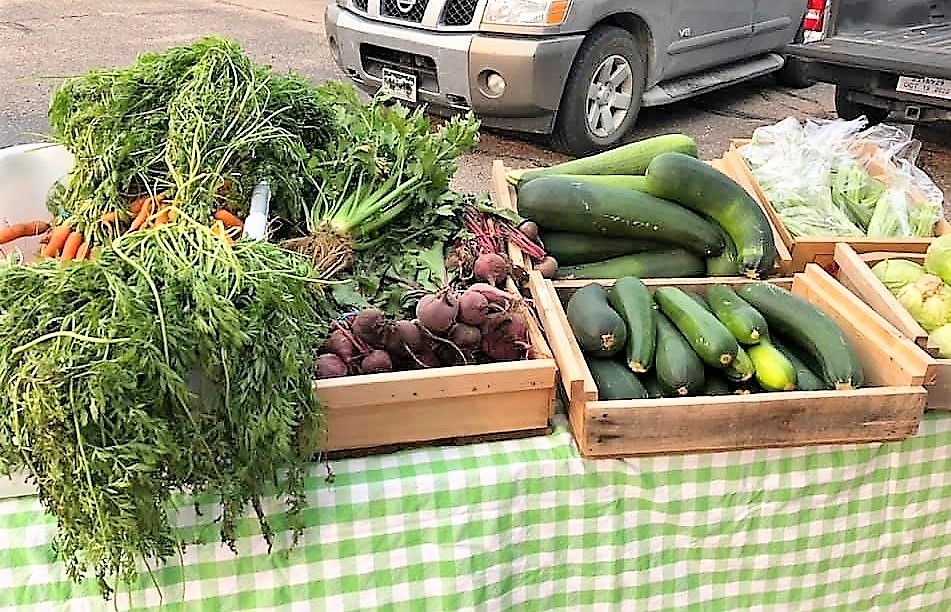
[415, 292, 459, 333]
[359, 350, 394, 375]
[325, 329, 354, 361]
[466, 283, 521, 305]
[351, 309, 386, 348]
[481, 312, 530, 361]
[316, 353, 348, 379]
[450, 323, 482, 350]
[412, 349, 441, 369]
[473, 252, 509, 286]
[457, 290, 489, 326]
[395, 320, 424, 349]
[535, 256, 559, 279]
[517, 220, 539, 242]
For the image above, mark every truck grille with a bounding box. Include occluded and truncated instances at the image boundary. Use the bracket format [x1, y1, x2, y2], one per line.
[380, 0, 429, 23]
[440, 0, 478, 25]
[360, 44, 440, 92]
[352, 0, 368, 10]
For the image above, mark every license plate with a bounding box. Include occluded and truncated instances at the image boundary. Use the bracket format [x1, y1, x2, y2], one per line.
[896, 76, 951, 101]
[382, 68, 417, 103]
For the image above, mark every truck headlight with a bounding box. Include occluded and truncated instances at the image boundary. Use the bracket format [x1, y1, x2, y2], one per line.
[481, 0, 570, 26]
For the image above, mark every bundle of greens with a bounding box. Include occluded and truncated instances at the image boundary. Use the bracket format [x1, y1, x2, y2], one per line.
[47, 36, 335, 246]
[284, 82, 480, 282]
[0, 218, 332, 597]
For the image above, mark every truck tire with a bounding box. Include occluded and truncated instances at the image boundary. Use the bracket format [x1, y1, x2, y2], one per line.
[835, 86, 889, 124]
[551, 25, 646, 156]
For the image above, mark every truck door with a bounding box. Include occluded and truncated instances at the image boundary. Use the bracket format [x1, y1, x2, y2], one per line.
[663, 0, 755, 80]
[750, 0, 808, 55]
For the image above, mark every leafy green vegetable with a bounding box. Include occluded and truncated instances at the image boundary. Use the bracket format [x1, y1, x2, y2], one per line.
[871, 258, 925, 293]
[925, 233, 951, 286]
[896, 274, 951, 332]
[929, 323, 951, 358]
[831, 162, 885, 230]
[779, 205, 864, 238]
[0, 219, 332, 597]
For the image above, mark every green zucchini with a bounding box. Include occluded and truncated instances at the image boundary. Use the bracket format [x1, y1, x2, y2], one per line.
[703, 370, 733, 396]
[551, 174, 650, 192]
[705, 284, 768, 345]
[640, 373, 665, 399]
[540, 231, 669, 266]
[608, 277, 656, 372]
[587, 358, 648, 400]
[771, 337, 827, 391]
[654, 287, 740, 368]
[736, 282, 864, 390]
[516, 177, 724, 257]
[566, 283, 627, 357]
[747, 340, 797, 391]
[508, 134, 698, 185]
[705, 230, 739, 277]
[724, 346, 755, 382]
[645, 152, 777, 278]
[557, 250, 705, 280]
[655, 312, 705, 396]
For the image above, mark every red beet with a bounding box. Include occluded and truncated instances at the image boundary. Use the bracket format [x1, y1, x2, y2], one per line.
[481, 312, 529, 361]
[415, 292, 459, 333]
[326, 329, 354, 361]
[359, 350, 394, 374]
[450, 323, 482, 350]
[473, 252, 509, 286]
[517, 220, 539, 242]
[316, 353, 348, 379]
[351, 309, 386, 348]
[466, 283, 521, 305]
[458, 290, 489, 326]
[535, 256, 559, 279]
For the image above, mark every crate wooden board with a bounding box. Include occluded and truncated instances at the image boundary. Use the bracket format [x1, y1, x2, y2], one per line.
[833, 242, 951, 411]
[724, 139, 951, 275]
[490, 158, 792, 279]
[316, 298, 558, 453]
[529, 266, 931, 458]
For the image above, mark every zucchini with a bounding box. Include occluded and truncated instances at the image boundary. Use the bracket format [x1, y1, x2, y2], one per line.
[724, 346, 755, 382]
[640, 373, 665, 399]
[771, 337, 827, 391]
[551, 174, 650, 192]
[508, 134, 698, 185]
[566, 283, 627, 357]
[587, 358, 648, 400]
[736, 282, 864, 390]
[516, 177, 724, 257]
[703, 370, 733, 396]
[747, 340, 797, 391]
[557, 250, 705, 280]
[540, 231, 668, 266]
[608, 277, 656, 372]
[645, 152, 777, 278]
[705, 230, 739, 277]
[654, 287, 740, 368]
[655, 312, 705, 396]
[705, 284, 768, 345]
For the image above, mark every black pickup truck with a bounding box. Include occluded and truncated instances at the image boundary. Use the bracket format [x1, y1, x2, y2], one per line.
[787, 0, 951, 124]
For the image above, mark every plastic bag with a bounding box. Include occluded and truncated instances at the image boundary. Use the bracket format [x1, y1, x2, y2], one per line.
[779, 205, 864, 238]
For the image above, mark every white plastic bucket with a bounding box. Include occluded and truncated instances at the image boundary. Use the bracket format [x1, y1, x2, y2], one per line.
[0, 143, 74, 262]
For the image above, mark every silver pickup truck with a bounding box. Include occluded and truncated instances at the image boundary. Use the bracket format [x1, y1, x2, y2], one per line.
[325, 0, 811, 154]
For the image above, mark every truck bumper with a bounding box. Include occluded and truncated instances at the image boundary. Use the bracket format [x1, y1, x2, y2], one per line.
[325, 5, 583, 134]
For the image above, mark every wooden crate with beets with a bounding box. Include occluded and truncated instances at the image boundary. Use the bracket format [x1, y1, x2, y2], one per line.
[528, 265, 933, 458]
[833, 242, 951, 411]
[723, 139, 951, 275]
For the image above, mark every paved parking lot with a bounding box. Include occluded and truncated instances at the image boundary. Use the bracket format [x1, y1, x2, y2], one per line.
[2, 0, 948, 204]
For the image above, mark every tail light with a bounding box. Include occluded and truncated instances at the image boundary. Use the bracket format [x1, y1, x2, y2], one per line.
[802, 0, 827, 32]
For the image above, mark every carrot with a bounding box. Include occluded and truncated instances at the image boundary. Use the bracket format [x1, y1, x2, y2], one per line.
[0, 220, 51, 244]
[129, 196, 150, 214]
[210, 220, 234, 245]
[153, 207, 171, 227]
[75, 240, 91, 261]
[214, 209, 244, 228]
[42, 225, 73, 258]
[129, 199, 153, 231]
[101, 211, 118, 224]
[60, 231, 83, 261]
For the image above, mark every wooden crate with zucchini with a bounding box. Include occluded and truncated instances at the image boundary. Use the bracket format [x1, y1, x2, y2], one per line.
[722, 138, 951, 275]
[529, 265, 932, 458]
[833, 242, 951, 411]
[491, 134, 791, 281]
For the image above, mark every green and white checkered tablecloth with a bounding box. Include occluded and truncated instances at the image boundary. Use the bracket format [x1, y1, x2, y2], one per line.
[2, 413, 951, 611]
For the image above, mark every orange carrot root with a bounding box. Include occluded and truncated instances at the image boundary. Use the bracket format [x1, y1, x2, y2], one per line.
[0, 220, 51, 244]
[42, 225, 72, 258]
[75, 241, 91, 261]
[60, 232, 83, 261]
[129, 200, 153, 231]
[214, 209, 244, 228]
[101, 211, 118, 224]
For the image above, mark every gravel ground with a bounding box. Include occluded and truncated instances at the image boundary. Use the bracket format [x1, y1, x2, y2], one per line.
[2, 0, 948, 206]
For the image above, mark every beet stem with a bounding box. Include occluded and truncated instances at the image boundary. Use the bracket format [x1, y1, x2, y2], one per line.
[332, 320, 371, 355]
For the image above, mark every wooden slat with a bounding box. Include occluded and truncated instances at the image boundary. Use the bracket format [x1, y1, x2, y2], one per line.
[490, 159, 530, 271]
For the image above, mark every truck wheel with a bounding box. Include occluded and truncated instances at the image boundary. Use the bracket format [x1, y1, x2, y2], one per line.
[551, 26, 646, 156]
[835, 86, 889, 124]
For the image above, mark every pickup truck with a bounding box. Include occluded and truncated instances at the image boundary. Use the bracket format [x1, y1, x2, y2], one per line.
[787, 0, 951, 124]
[325, 1, 812, 155]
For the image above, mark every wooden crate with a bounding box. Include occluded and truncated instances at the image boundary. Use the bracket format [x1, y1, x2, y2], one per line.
[529, 265, 932, 458]
[723, 139, 951, 275]
[490, 158, 792, 278]
[316, 298, 558, 453]
[833, 242, 951, 411]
